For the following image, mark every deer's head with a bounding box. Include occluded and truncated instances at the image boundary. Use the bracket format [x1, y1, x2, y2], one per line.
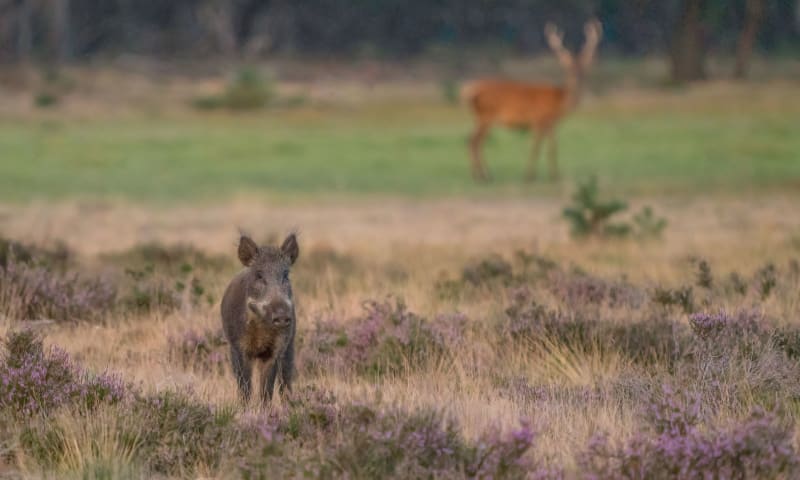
[545, 19, 603, 93]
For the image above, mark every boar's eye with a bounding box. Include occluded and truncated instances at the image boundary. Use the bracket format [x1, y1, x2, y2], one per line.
[282, 270, 289, 283]
[254, 271, 264, 281]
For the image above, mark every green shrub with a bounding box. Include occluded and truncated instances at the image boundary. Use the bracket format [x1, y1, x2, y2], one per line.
[33, 92, 59, 108]
[224, 67, 273, 110]
[190, 67, 274, 111]
[632, 206, 668, 238]
[563, 177, 667, 240]
[104, 242, 230, 274]
[562, 177, 630, 238]
[190, 94, 226, 110]
[440, 78, 459, 104]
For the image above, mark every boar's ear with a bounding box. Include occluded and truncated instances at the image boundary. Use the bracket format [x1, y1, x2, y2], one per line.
[281, 233, 299, 265]
[238, 235, 259, 266]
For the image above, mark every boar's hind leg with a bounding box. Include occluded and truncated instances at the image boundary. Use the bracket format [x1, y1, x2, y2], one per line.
[230, 345, 252, 403]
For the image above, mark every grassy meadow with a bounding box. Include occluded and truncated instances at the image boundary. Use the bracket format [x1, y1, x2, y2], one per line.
[1, 65, 799, 201]
[1, 61, 800, 478]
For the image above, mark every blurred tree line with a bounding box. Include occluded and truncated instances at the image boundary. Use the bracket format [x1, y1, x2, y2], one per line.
[0, 0, 798, 81]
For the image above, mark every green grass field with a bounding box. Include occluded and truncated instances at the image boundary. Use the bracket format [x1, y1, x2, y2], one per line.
[1, 81, 798, 202]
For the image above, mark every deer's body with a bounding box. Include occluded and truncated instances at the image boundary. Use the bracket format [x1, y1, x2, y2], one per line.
[463, 80, 569, 130]
[464, 20, 602, 182]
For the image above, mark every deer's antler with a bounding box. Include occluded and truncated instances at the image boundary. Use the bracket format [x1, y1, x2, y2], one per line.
[579, 19, 603, 70]
[544, 23, 573, 70]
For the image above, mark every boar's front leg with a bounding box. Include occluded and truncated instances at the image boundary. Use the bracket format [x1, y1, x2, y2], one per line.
[260, 359, 279, 405]
[230, 345, 252, 404]
[279, 341, 294, 395]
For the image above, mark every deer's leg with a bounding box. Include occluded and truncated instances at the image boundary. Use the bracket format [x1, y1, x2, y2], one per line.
[469, 123, 491, 182]
[526, 130, 545, 182]
[547, 132, 560, 180]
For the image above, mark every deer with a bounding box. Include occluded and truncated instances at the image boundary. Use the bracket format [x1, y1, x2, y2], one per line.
[461, 19, 602, 183]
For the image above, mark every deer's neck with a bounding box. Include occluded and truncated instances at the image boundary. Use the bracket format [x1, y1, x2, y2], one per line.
[561, 72, 583, 113]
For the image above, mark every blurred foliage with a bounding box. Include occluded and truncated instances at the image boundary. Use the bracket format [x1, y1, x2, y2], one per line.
[1, 0, 797, 62]
[192, 66, 274, 111]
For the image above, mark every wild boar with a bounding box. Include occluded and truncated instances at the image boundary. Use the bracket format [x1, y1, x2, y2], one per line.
[221, 233, 298, 404]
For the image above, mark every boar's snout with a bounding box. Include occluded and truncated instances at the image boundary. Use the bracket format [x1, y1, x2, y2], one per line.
[270, 301, 293, 328]
[248, 298, 293, 329]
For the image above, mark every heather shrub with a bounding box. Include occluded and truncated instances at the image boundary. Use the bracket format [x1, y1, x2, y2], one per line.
[104, 242, 231, 274]
[694, 259, 713, 290]
[0, 330, 125, 417]
[298, 246, 359, 277]
[299, 298, 459, 377]
[547, 271, 645, 309]
[504, 287, 685, 367]
[348, 299, 439, 376]
[436, 252, 561, 300]
[126, 389, 247, 475]
[265, 386, 552, 480]
[466, 419, 563, 480]
[502, 286, 597, 349]
[462, 254, 513, 286]
[0, 236, 71, 269]
[281, 385, 340, 439]
[20, 388, 255, 477]
[119, 265, 181, 313]
[652, 285, 695, 314]
[0, 256, 116, 323]
[167, 328, 227, 375]
[244, 387, 452, 478]
[726, 271, 749, 296]
[604, 316, 685, 368]
[297, 314, 350, 375]
[500, 287, 580, 342]
[17, 406, 146, 475]
[499, 377, 607, 408]
[119, 263, 213, 314]
[580, 385, 799, 479]
[293, 246, 362, 295]
[313, 406, 469, 479]
[773, 325, 800, 360]
[237, 413, 287, 479]
[688, 309, 762, 340]
[681, 310, 800, 406]
[756, 263, 778, 300]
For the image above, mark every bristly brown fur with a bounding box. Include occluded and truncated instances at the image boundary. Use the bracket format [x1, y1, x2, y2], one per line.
[221, 233, 299, 405]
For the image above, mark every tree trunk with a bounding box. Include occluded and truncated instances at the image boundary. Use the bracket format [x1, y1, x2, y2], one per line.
[17, 0, 33, 61]
[199, 1, 237, 55]
[51, 0, 71, 63]
[734, 0, 765, 78]
[670, 0, 708, 83]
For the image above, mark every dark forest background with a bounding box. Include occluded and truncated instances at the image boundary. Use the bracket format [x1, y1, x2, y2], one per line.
[1, 0, 798, 81]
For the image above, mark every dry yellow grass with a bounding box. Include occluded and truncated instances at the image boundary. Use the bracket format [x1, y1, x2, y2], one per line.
[2, 191, 799, 474]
